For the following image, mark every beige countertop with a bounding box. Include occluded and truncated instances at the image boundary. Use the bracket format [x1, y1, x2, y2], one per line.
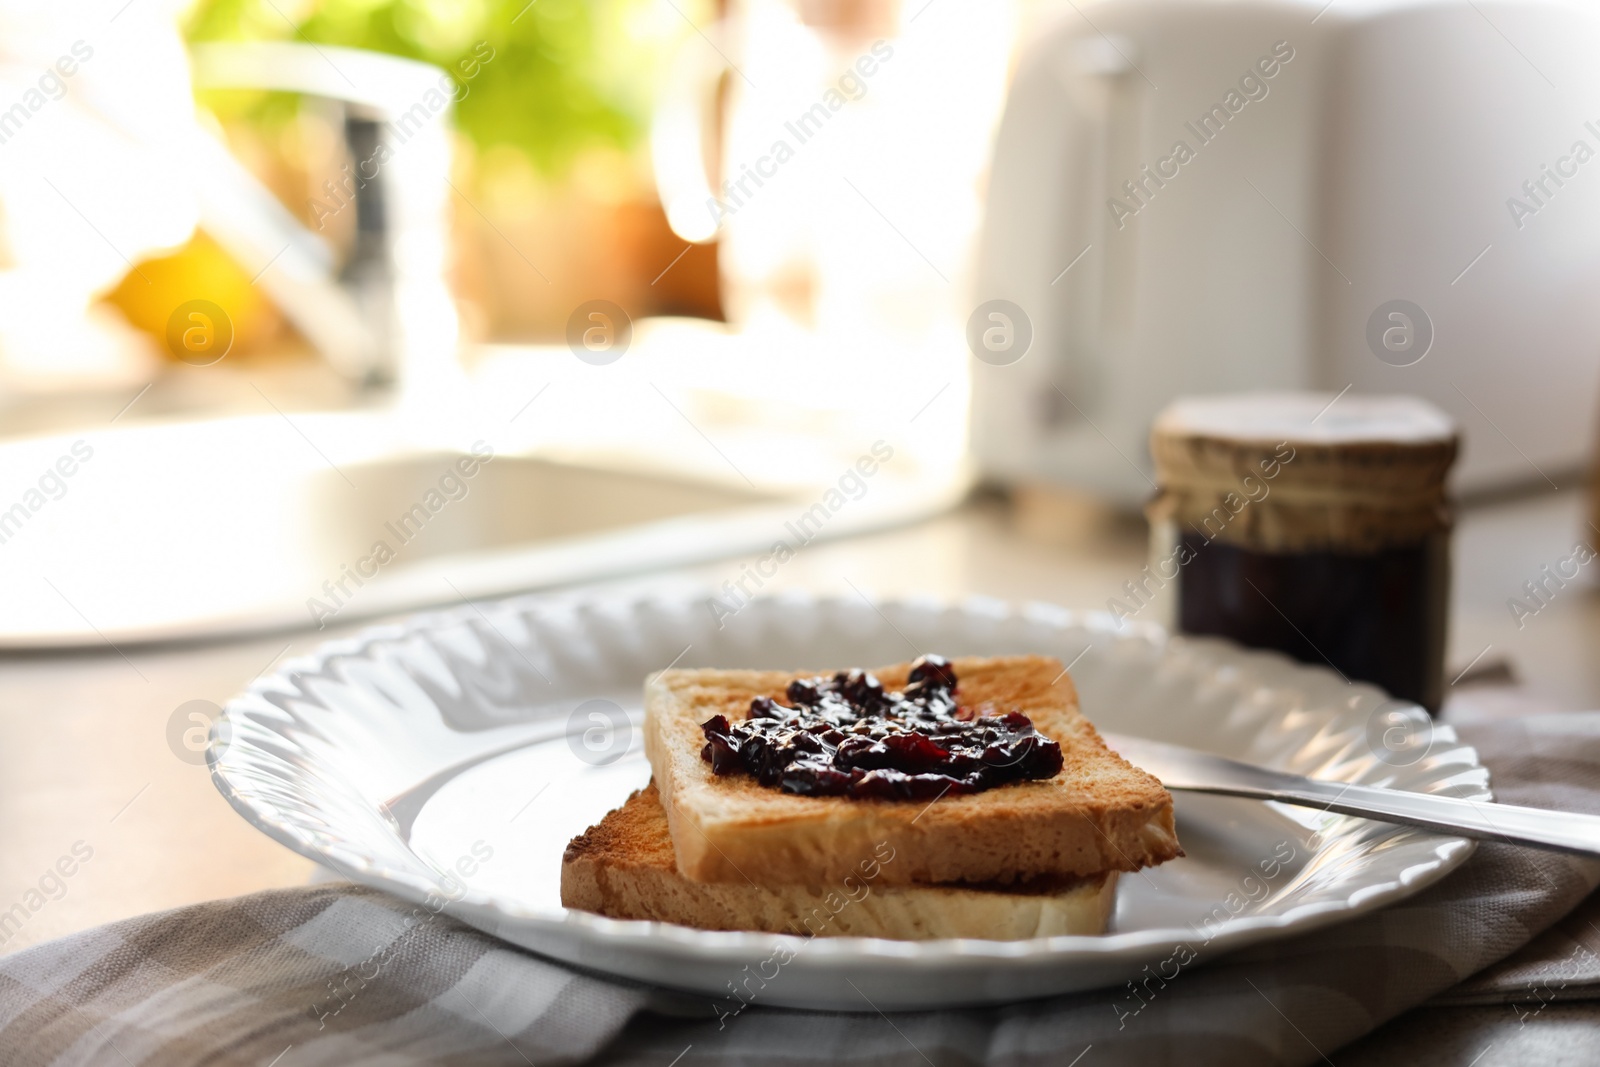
[0, 484, 1596, 955]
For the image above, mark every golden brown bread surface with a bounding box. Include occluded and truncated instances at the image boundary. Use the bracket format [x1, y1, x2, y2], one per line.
[561, 784, 1119, 940]
[644, 655, 1182, 887]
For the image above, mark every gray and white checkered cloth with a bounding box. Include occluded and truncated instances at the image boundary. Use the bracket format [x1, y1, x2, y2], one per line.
[6, 714, 1600, 1067]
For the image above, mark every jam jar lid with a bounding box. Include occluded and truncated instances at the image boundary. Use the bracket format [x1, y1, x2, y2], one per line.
[1149, 392, 1460, 554]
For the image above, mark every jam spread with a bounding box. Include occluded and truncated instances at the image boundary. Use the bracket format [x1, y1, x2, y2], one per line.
[699, 655, 1063, 800]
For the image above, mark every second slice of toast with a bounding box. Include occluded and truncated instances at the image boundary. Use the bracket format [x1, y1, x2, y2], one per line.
[644, 655, 1181, 887]
[561, 784, 1119, 940]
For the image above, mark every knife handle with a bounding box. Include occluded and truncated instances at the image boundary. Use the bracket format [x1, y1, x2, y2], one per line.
[1212, 769, 1600, 858]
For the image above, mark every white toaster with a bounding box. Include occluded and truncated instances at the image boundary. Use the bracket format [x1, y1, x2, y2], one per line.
[972, 0, 1600, 501]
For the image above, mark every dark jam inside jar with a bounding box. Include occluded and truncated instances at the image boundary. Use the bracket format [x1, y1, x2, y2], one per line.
[699, 654, 1064, 800]
[1176, 532, 1449, 713]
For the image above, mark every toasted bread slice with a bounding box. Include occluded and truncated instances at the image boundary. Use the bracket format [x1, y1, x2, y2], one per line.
[561, 784, 1119, 940]
[644, 655, 1181, 886]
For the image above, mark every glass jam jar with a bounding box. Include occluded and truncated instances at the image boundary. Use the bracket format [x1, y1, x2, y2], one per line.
[1147, 393, 1459, 713]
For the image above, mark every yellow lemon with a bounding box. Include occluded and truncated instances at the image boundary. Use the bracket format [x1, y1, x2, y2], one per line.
[103, 230, 280, 361]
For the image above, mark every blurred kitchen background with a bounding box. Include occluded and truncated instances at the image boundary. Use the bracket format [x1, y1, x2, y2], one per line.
[0, 0, 1597, 693]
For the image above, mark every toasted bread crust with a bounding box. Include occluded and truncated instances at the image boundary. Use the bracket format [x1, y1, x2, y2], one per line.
[644, 656, 1182, 886]
[561, 784, 1119, 940]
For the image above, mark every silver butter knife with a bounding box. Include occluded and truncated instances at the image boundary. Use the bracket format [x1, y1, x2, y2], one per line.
[1102, 732, 1600, 858]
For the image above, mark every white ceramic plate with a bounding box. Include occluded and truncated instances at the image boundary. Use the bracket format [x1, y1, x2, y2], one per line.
[210, 589, 1486, 1010]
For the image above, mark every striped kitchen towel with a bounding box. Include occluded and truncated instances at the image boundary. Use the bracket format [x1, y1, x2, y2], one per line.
[3, 713, 1600, 1067]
